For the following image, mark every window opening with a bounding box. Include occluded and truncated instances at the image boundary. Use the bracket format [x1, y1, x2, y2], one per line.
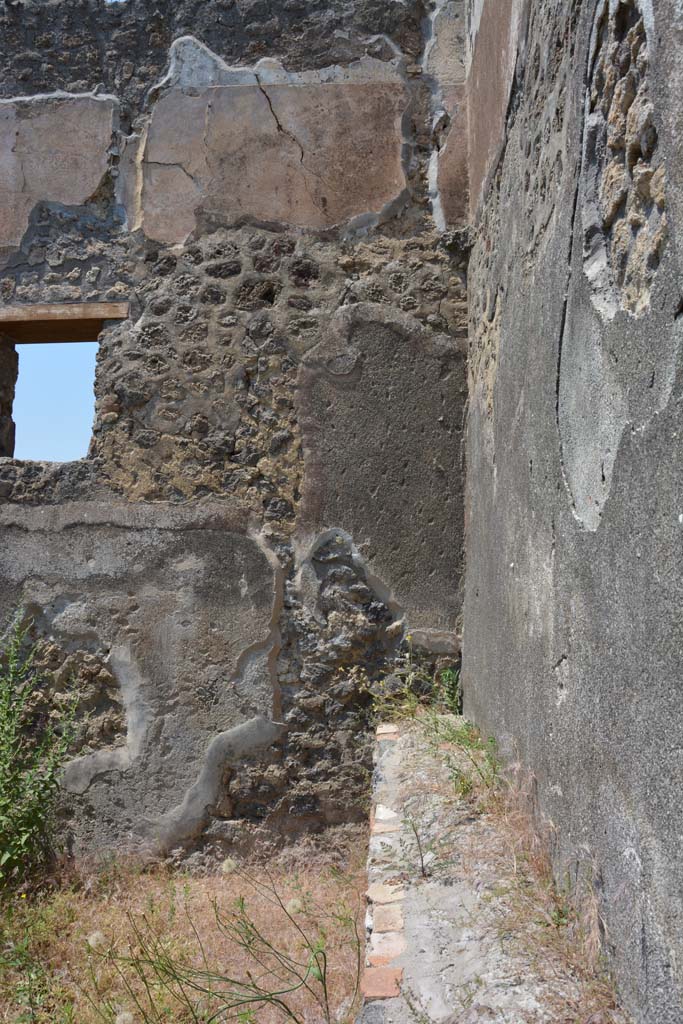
[12, 341, 99, 462]
[0, 301, 128, 463]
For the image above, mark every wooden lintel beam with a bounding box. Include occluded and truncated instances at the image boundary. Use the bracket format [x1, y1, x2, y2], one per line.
[0, 302, 130, 345]
[0, 302, 129, 323]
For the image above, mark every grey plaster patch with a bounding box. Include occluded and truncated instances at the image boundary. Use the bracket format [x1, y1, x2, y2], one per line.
[557, 306, 628, 531]
[298, 302, 466, 637]
[154, 716, 287, 853]
[0, 501, 279, 853]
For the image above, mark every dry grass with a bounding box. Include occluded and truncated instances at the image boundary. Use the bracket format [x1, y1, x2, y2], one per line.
[426, 716, 628, 1023]
[487, 775, 623, 1024]
[0, 829, 367, 1024]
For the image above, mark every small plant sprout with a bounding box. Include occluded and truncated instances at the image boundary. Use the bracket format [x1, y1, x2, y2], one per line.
[405, 816, 431, 879]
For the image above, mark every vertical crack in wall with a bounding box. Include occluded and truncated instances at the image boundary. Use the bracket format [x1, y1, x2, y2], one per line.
[253, 71, 333, 219]
[254, 73, 303, 162]
[246, 523, 287, 723]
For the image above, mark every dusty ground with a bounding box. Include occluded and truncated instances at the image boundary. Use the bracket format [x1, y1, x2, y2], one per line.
[0, 826, 367, 1024]
[360, 715, 630, 1024]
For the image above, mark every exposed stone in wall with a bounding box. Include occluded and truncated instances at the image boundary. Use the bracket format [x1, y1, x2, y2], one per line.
[583, 0, 667, 318]
[200, 531, 396, 858]
[0, 225, 466, 515]
[95, 229, 305, 510]
[0, 0, 425, 121]
[0, 216, 465, 855]
[0, 183, 132, 307]
[31, 639, 126, 757]
[0, 0, 469, 868]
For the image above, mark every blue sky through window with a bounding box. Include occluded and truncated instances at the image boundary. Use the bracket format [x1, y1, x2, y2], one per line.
[13, 342, 98, 462]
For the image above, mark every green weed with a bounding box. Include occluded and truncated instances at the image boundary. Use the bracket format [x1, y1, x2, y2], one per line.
[0, 616, 75, 888]
[421, 710, 500, 795]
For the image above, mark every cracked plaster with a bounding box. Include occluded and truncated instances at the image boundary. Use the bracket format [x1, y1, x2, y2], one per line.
[119, 37, 410, 241]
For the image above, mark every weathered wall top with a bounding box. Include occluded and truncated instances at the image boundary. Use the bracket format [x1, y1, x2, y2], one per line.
[0, 0, 424, 115]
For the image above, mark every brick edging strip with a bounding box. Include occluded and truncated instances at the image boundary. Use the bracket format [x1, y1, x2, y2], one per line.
[359, 723, 406, 1004]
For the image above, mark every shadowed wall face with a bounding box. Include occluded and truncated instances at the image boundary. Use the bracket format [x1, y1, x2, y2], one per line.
[463, 1, 683, 1020]
[0, 342, 17, 458]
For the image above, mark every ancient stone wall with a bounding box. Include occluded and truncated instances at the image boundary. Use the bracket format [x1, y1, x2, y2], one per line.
[463, 1, 683, 1020]
[0, 0, 468, 862]
[5, 2, 681, 1020]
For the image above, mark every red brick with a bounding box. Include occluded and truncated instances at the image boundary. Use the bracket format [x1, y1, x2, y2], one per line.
[361, 967, 403, 1000]
[371, 820, 401, 835]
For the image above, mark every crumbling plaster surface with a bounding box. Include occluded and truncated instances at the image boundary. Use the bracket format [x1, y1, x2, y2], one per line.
[0, 500, 280, 853]
[0, 0, 469, 858]
[463, 0, 683, 1020]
